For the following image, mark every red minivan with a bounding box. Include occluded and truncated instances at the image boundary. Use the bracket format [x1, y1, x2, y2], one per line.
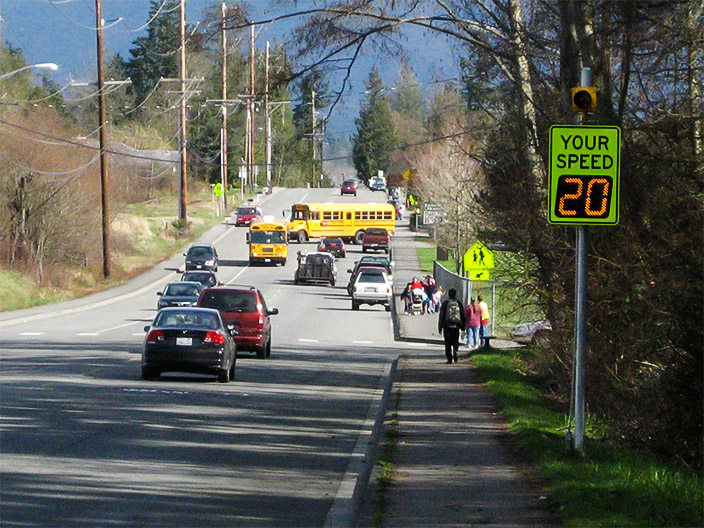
[197, 285, 278, 358]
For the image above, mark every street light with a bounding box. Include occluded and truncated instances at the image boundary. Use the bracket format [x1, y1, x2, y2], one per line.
[0, 63, 59, 81]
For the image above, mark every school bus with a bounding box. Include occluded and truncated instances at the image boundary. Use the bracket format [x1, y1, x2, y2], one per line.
[246, 217, 288, 266]
[286, 202, 396, 244]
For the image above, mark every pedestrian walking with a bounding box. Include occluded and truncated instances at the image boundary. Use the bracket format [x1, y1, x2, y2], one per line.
[465, 297, 482, 348]
[478, 295, 490, 345]
[438, 288, 466, 363]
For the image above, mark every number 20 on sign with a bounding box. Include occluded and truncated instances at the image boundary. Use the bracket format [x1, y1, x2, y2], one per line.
[548, 125, 621, 225]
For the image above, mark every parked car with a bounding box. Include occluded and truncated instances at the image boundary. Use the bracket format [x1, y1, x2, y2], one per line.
[141, 307, 237, 382]
[184, 243, 218, 271]
[180, 270, 219, 288]
[157, 281, 203, 309]
[294, 252, 337, 286]
[351, 268, 392, 311]
[197, 285, 278, 359]
[234, 205, 262, 226]
[361, 227, 390, 253]
[317, 237, 346, 258]
[340, 179, 358, 196]
[510, 320, 552, 345]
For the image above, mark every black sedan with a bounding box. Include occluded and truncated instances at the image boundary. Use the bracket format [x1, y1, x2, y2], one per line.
[317, 237, 346, 258]
[157, 281, 203, 309]
[180, 270, 219, 287]
[141, 307, 237, 382]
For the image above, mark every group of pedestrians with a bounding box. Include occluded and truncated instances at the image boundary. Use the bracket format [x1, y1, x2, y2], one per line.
[400, 275, 443, 315]
[438, 289, 490, 364]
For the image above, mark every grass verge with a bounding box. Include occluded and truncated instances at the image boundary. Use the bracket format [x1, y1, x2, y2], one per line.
[470, 346, 703, 527]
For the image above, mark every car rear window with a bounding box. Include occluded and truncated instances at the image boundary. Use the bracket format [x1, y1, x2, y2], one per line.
[359, 272, 385, 283]
[155, 310, 219, 329]
[200, 290, 257, 313]
[366, 228, 387, 236]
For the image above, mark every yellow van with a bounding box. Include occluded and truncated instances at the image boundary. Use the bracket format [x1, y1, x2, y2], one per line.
[286, 202, 396, 244]
[247, 218, 288, 265]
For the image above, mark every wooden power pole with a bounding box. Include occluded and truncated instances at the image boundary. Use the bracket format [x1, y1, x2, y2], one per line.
[178, 0, 188, 221]
[220, 2, 228, 210]
[95, 0, 110, 278]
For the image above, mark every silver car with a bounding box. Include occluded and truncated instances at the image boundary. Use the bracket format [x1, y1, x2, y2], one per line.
[351, 268, 392, 311]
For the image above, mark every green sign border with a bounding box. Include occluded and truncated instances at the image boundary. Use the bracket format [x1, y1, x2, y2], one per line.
[548, 125, 621, 225]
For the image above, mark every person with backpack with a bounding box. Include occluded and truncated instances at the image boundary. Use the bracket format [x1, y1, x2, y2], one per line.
[438, 288, 466, 363]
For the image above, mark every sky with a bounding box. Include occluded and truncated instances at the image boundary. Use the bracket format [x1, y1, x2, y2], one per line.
[0, 0, 460, 155]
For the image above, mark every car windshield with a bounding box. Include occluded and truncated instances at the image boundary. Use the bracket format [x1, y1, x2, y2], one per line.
[358, 272, 385, 283]
[251, 230, 286, 244]
[199, 290, 257, 313]
[238, 207, 256, 215]
[182, 273, 215, 285]
[165, 283, 201, 296]
[188, 247, 213, 258]
[154, 310, 219, 329]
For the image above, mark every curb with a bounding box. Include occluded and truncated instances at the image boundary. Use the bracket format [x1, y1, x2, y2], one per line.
[323, 358, 398, 528]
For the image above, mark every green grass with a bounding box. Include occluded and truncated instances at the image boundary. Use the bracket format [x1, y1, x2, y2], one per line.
[0, 270, 70, 310]
[470, 347, 703, 527]
[416, 244, 456, 275]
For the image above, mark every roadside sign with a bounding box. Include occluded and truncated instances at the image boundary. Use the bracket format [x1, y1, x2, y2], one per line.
[548, 125, 621, 225]
[467, 269, 490, 281]
[213, 183, 223, 197]
[463, 241, 494, 271]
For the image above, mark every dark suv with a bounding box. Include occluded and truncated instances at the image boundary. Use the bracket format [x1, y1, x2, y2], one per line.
[184, 244, 218, 272]
[197, 285, 278, 359]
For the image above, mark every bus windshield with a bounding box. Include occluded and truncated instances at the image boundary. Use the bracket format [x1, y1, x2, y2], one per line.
[291, 206, 310, 220]
[250, 230, 286, 244]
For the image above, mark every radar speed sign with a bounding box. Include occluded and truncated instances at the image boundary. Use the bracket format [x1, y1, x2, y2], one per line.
[548, 125, 621, 225]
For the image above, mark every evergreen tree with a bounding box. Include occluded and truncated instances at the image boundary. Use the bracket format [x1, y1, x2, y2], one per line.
[352, 67, 397, 182]
[124, 0, 180, 107]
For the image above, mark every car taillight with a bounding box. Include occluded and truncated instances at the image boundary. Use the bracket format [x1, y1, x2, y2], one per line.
[320, 244, 326, 250]
[146, 329, 165, 342]
[204, 331, 225, 345]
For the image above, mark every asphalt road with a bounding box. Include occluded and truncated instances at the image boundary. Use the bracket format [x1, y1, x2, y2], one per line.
[0, 187, 408, 527]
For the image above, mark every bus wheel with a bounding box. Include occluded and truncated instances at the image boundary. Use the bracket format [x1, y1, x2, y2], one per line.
[354, 231, 365, 245]
[297, 231, 308, 243]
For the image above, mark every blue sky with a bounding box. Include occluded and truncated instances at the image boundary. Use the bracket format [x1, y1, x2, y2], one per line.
[0, 0, 460, 143]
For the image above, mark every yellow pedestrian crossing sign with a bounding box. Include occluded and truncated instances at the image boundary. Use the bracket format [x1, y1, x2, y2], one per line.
[464, 242, 494, 281]
[464, 241, 495, 271]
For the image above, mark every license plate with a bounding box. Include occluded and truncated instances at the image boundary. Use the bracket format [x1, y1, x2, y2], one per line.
[365, 287, 377, 292]
[176, 337, 192, 346]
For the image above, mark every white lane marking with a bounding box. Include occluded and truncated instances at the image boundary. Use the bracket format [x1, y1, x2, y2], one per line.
[227, 266, 250, 284]
[298, 338, 319, 343]
[19, 332, 44, 336]
[100, 321, 142, 332]
[77, 332, 99, 336]
[406, 342, 429, 347]
[353, 340, 374, 344]
[132, 332, 146, 337]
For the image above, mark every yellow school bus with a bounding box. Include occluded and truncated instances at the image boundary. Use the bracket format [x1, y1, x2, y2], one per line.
[286, 202, 396, 244]
[247, 217, 288, 266]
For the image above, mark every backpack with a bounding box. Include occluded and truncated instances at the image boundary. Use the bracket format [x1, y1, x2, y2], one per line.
[445, 300, 463, 328]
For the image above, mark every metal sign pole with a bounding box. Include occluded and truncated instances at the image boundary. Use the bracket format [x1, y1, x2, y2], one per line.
[572, 66, 592, 454]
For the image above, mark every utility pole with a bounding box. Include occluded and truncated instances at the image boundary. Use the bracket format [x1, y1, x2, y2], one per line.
[264, 41, 271, 189]
[311, 90, 316, 188]
[95, 0, 110, 278]
[249, 23, 255, 190]
[178, 0, 188, 222]
[220, 2, 228, 211]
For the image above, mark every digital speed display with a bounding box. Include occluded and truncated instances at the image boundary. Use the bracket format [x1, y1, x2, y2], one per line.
[549, 125, 620, 225]
[555, 175, 613, 219]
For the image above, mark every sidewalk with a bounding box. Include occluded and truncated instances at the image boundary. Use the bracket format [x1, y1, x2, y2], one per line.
[355, 224, 559, 527]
